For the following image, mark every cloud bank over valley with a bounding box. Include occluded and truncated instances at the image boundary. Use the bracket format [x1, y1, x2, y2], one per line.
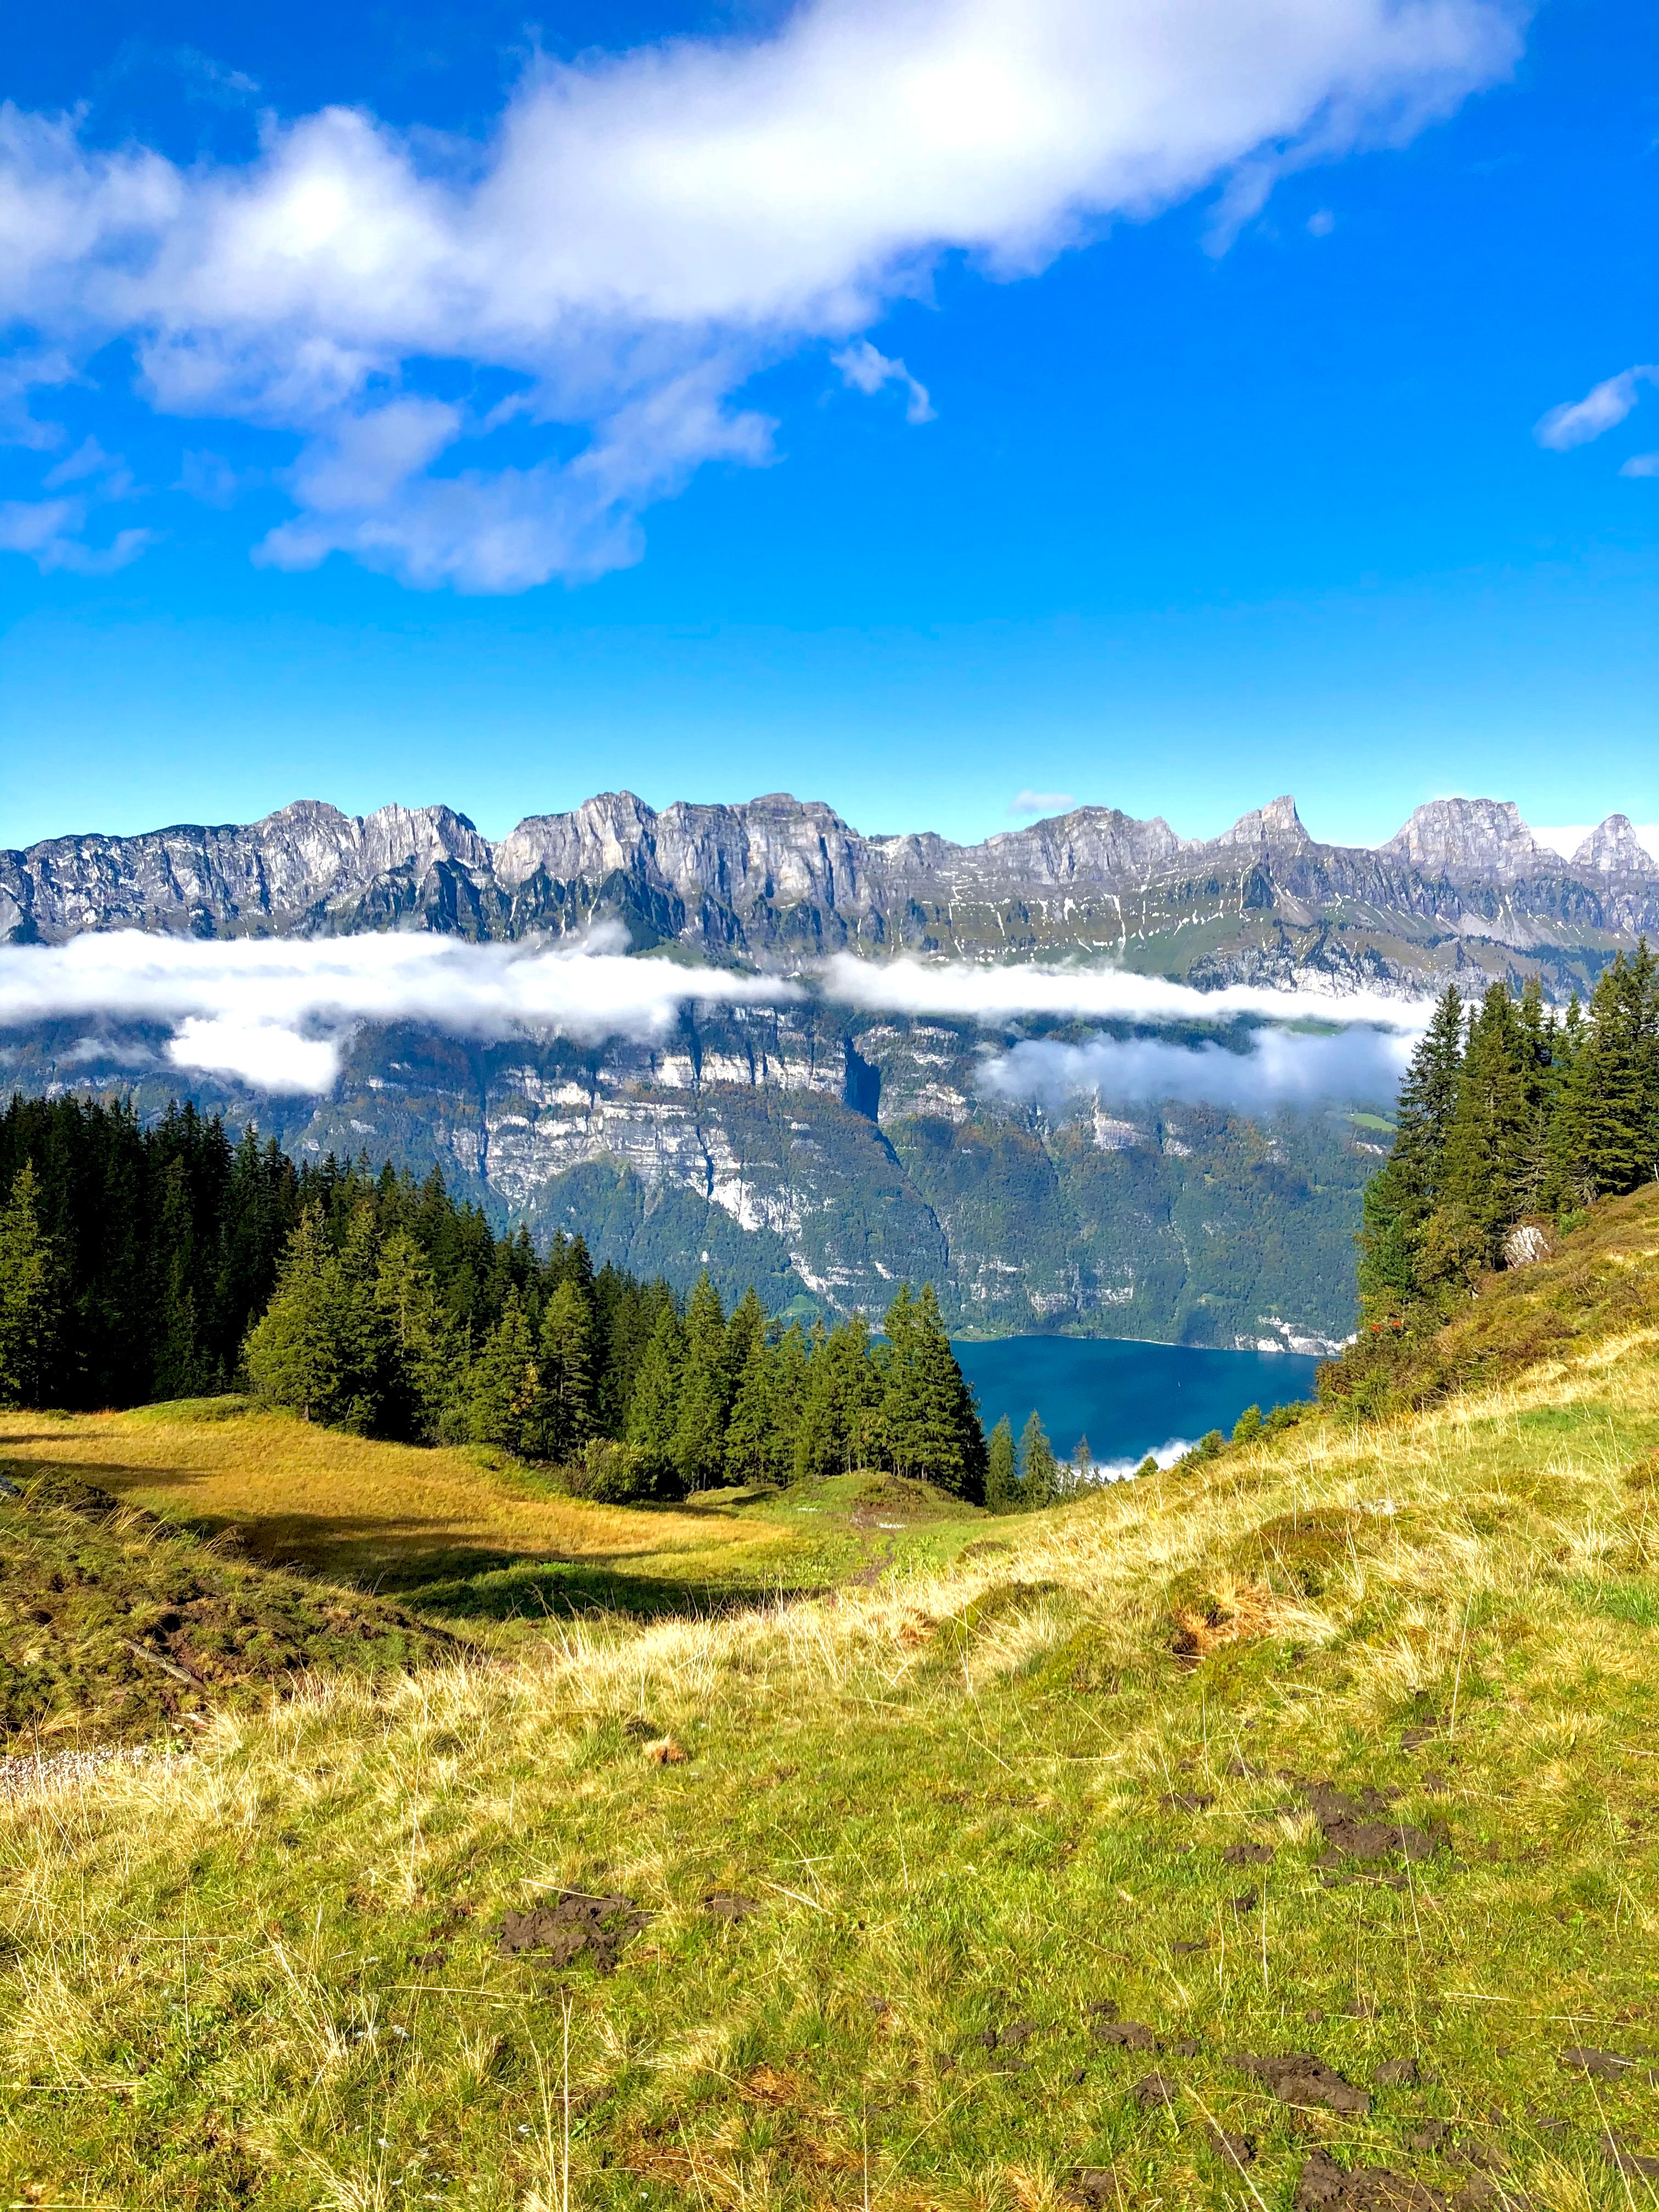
[0, 930, 1425, 1106]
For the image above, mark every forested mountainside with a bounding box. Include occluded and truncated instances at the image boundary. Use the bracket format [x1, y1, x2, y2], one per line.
[1, 1007, 1375, 1350]
[5, 788, 1658, 990]
[4, 786, 1652, 1347]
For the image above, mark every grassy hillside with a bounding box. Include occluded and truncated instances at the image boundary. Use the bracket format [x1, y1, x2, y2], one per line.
[5, 1190, 1659, 2207]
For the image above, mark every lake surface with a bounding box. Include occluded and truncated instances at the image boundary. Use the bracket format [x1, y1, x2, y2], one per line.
[953, 1335, 1323, 1471]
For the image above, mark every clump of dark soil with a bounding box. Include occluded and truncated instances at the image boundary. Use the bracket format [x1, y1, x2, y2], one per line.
[498, 1892, 650, 1972]
[702, 1891, 761, 1922]
[1131, 2071, 1175, 2108]
[1065, 2169, 1125, 2209]
[1223, 1841, 1274, 1865]
[1561, 2046, 1654, 2080]
[1305, 1780, 1449, 1864]
[0, 1461, 458, 1742]
[1205, 2125, 1255, 2167]
[1093, 2019, 1156, 2051]
[1601, 2134, 1659, 2177]
[1293, 2149, 1443, 2209]
[1230, 2051, 1370, 2114]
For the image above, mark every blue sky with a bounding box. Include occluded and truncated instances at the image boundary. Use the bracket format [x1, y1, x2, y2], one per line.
[1, 0, 1654, 854]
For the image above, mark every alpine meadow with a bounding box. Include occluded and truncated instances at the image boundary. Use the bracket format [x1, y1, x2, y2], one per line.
[3, 0, 1657, 2201]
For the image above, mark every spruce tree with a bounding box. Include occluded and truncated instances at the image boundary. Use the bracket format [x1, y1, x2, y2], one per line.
[985, 1416, 1019, 1513]
[673, 1272, 731, 1489]
[765, 1321, 809, 1479]
[627, 1304, 685, 1486]
[0, 1163, 60, 1409]
[375, 1228, 450, 1441]
[792, 1321, 843, 1481]
[538, 1277, 596, 1463]
[1357, 985, 1464, 1318]
[242, 1208, 346, 1423]
[1438, 983, 1533, 1274]
[723, 1334, 776, 1485]
[878, 1284, 985, 1499]
[1018, 1411, 1058, 1509]
[1577, 945, 1659, 1197]
[466, 1287, 539, 1454]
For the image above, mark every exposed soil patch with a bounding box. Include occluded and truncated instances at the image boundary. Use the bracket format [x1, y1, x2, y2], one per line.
[1065, 2170, 1126, 2209]
[1205, 2125, 1256, 2167]
[1601, 2134, 1659, 2177]
[1131, 2071, 1176, 2108]
[1294, 2149, 1443, 2209]
[1305, 1779, 1448, 1864]
[1561, 2046, 1652, 2080]
[497, 1892, 650, 1972]
[1231, 2052, 1370, 2114]
[1094, 2019, 1156, 2051]
[1223, 1842, 1274, 1865]
[1373, 2058, 1418, 2087]
[703, 1891, 762, 1922]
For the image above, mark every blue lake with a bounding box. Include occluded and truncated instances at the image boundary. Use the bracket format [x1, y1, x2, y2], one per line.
[953, 1336, 1323, 1470]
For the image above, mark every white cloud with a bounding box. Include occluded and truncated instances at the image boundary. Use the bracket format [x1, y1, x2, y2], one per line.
[0, 0, 1520, 589]
[1534, 366, 1657, 452]
[1620, 452, 1659, 479]
[832, 339, 934, 425]
[0, 494, 151, 574]
[1307, 207, 1336, 235]
[979, 1023, 1415, 1113]
[1007, 789, 1076, 819]
[817, 951, 1431, 1031]
[0, 927, 800, 1094]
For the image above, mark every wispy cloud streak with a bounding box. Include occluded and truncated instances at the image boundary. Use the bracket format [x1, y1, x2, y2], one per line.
[979, 1025, 1415, 1114]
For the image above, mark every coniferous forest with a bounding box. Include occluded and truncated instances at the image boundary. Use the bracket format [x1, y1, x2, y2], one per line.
[1357, 944, 1659, 1326]
[0, 1093, 988, 1502]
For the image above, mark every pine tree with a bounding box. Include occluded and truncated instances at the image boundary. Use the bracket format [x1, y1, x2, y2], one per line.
[792, 1321, 842, 1481]
[1357, 985, 1464, 1318]
[1437, 983, 1534, 1275]
[375, 1229, 451, 1441]
[242, 1209, 346, 1423]
[1576, 945, 1659, 1197]
[673, 1272, 731, 1489]
[1018, 1411, 1058, 1509]
[723, 1333, 777, 1484]
[878, 1284, 986, 1499]
[985, 1416, 1019, 1513]
[725, 1286, 767, 1381]
[0, 1163, 60, 1409]
[538, 1278, 597, 1463]
[627, 1304, 686, 1486]
[466, 1287, 539, 1454]
[765, 1321, 809, 1480]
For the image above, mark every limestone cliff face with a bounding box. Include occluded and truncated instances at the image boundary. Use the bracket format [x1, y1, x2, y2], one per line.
[3, 788, 1657, 989]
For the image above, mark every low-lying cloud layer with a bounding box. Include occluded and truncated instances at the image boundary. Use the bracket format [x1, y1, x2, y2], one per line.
[0, 928, 798, 1093]
[0, 0, 1520, 587]
[0, 931, 1425, 1105]
[979, 1024, 1415, 1115]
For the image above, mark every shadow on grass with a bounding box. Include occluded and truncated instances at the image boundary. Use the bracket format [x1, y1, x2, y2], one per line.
[374, 1553, 832, 1623]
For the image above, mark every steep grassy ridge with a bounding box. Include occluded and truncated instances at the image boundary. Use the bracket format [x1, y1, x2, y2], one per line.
[6, 1195, 1659, 2207]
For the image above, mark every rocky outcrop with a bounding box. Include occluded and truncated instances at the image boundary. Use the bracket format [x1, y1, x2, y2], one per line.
[3, 790, 1656, 990]
[1572, 815, 1657, 874]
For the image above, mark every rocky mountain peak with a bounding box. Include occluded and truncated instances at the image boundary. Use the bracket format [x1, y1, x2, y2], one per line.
[1212, 795, 1308, 849]
[1572, 815, 1657, 874]
[1380, 797, 1547, 878]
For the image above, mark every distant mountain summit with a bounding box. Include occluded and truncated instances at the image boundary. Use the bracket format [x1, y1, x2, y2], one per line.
[3, 789, 1655, 994]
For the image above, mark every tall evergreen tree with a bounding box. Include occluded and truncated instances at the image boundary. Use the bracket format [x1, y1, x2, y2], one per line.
[538, 1277, 597, 1463]
[673, 1272, 731, 1489]
[466, 1287, 539, 1454]
[0, 1163, 60, 1409]
[1018, 1411, 1059, 1509]
[985, 1415, 1019, 1513]
[627, 1304, 686, 1485]
[1437, 982, 1534, 1276]
[1577, 945, 1659, 1197]
[1357, 984, 1464, 1317]
[242, 1209, 347, 1424]
[723, 1333, 777, 1485]
[878, 1284, 986, 1499]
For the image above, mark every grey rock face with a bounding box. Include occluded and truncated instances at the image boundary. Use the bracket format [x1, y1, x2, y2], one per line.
[3, 788, 1657, 991]
[1572, 815, 1658, 874]
[1378, 797, 1549, 879]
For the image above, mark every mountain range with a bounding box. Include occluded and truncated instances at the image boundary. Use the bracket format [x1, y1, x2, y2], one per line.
[5, 791, 1657, 992]
[2, 788, 1654, 1355]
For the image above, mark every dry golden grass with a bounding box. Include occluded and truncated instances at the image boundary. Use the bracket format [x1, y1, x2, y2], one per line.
[0, 1404, 795, 1592]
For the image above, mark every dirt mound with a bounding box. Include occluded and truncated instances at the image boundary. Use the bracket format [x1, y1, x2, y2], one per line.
[498, 1892, 650, 1972]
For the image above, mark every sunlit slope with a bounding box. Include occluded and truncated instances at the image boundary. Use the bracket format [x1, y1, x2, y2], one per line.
[7, 1191, 1659, 2207]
